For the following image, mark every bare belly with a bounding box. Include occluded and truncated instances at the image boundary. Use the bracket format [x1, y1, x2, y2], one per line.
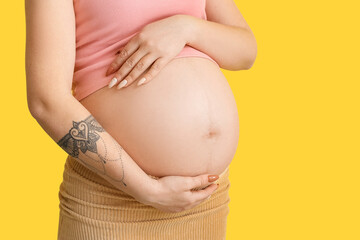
[79, 57, 239, 177]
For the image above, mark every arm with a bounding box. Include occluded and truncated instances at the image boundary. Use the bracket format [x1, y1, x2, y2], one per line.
[179, 0, 257, 71]
[25, 0, 155, 203]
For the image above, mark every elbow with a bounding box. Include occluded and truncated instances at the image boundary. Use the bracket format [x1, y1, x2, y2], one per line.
[27, 96, 47, 120]
[27, 91, 73, 120]
[239, 29, 258, 70]
[27, 92, 57, 120]
[230, 51, 257, 71]
[244, 51, 257, 70]
[243, 36, 258, 70]
[228, 35, 257, 71]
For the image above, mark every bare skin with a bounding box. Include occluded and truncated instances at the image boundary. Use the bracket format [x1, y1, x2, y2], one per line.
[24, 0, 256, 213]
[25, 0, 222, 213]
[105, 1, 257, 88]
[80, 56, 240, 178]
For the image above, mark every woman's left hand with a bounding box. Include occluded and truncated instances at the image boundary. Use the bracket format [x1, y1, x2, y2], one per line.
[106, 15, 191, 89]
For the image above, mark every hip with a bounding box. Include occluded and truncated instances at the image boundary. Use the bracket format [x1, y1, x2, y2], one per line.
[58, 155, 231, 222]
[58, 155, 231, 239]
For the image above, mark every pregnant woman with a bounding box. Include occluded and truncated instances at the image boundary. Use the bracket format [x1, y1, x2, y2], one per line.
[25, 0, 256, 239]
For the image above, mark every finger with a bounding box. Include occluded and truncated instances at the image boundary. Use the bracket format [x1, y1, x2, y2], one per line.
[137, 57, 169, 86]
[184, 174, 220, 191]
[106, 40, 139, 77]
[191, 183, 219, 203]
[181, 185, 217, 212]
[106, 34, 142, 76]
[110, 48, 147, 89]
[120, 53, 158, 88]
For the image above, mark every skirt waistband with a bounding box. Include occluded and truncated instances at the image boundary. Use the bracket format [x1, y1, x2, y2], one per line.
[59, 155, 231, 222]
[65, 155, 229, 191]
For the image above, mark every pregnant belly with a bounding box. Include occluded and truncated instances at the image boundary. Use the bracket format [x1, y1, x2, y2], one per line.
[79, 57, 239, 177]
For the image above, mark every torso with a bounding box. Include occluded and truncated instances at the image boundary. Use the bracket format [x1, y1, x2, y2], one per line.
[79, 57, 239, 177]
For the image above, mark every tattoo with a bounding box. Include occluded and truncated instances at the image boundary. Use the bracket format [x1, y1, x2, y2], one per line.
[57, 115, 127, 186]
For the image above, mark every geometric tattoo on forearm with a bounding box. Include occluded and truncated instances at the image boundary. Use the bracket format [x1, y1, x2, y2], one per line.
[57, 115, 126, 186]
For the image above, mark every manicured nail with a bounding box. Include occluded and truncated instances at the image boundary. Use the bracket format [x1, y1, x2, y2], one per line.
[108, 77, 118, 88]
[208, 175, 219, 182]
[106, 66, 114, 76]
[137, 77, 146, 86]
[117, 79, 127, 89]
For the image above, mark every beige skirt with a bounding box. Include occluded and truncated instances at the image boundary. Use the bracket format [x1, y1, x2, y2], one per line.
[58, 155, 231, 240]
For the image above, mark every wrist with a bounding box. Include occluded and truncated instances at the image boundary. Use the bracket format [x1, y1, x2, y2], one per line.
[133, 175, 160, 205]
[174, 14, 198, 45]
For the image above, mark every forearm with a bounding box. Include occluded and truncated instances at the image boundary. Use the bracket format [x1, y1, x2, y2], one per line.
[179, 14, 257, 70]
[29, 94, 156, 203]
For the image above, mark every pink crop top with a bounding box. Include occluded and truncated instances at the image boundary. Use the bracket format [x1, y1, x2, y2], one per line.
[71, 0, 219, 101]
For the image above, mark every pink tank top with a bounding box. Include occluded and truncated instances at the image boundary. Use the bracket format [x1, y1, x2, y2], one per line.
[72, 0, 219, 101]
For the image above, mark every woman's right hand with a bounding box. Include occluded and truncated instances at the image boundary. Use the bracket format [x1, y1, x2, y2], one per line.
[138, 174, 220, 213]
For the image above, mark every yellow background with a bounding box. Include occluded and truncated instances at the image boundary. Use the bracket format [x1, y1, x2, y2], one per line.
[1, 1, 359, 239]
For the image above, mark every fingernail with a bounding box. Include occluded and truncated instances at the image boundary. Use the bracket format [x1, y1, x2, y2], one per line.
[137, 77, 146, 86]
[117, 79, 127, 89]
[208, 175, 219, 182]
[106, 66, 114, 76]
[108, 77, 118, 88]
